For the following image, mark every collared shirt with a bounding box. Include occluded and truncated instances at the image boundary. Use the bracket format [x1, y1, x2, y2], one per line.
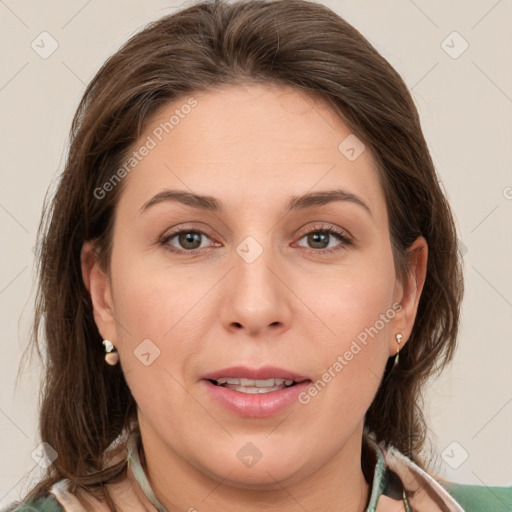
[3, 427, 512, 511]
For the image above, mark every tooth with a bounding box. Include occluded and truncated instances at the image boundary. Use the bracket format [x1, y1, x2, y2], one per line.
[254, 378, 275, 387]
[258, 386, 281, 393]
[231, 385, 282, 394]
[265, 386, 283, 393]
[214, 377, 297, 388]
[238, 386, 260, 394]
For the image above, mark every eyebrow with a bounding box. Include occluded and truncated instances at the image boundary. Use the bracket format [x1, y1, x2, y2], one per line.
[140, 188, 372, 218]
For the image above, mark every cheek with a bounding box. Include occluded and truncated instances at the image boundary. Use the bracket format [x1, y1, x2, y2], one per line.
[298, 302, 393, 450]
[110, 240, 195, 336]
[309, 243, 397, 347]
[298, 245, 396, 415]
[109, 254, 205, 428]
[108, 243, 220, 400]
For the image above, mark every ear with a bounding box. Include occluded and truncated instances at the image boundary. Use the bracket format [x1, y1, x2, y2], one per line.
[389, 236, 428, 356]
[81, 241, 118, 343]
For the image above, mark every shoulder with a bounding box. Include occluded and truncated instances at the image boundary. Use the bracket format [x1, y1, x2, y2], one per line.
[439, 480, 512, 512]
[1, 493, 64, 512]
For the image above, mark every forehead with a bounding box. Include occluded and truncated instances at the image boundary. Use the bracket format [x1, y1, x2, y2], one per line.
[116, 83, 386, 221]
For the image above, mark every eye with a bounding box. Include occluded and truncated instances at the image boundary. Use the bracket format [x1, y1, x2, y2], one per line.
[159, 228, 217, 253]
[294, 223, 353, 255]
[158, 223, 353, 255]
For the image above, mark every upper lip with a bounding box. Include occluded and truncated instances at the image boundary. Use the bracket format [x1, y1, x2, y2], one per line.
[201, 366, 310, 383]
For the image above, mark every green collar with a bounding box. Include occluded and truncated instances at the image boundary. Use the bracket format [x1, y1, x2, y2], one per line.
[363, 435, 412, 511]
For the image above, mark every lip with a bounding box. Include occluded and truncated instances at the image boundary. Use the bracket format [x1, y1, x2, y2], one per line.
[202, 379, 311, 418]
[200, 365, 310, 382]
[200, 365, 312, 418]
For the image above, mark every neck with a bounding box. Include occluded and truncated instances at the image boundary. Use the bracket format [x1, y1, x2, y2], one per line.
[136, 418, 371, 512]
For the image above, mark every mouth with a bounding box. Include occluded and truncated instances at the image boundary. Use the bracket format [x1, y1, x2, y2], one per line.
[207, 377, 300, 394]
[201, 365, 310, 390]
[200, 366, 312, 417]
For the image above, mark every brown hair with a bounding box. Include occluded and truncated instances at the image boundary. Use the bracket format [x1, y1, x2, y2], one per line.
[16, 0, 463, 507]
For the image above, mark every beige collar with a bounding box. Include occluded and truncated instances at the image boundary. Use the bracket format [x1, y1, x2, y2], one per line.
[382, 443, 464, 511]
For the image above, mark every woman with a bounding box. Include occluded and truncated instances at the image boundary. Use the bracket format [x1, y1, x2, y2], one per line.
[4, 0, 511, 510]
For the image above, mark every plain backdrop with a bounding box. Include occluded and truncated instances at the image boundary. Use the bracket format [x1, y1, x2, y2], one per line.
[1, 0, 511, 507]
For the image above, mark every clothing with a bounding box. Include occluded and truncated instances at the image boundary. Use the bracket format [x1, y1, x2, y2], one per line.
[3, 427, 511, 512]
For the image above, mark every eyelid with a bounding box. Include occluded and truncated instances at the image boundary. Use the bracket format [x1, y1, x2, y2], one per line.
[295, 222, 353, 243]
[158, 223, 218, 250]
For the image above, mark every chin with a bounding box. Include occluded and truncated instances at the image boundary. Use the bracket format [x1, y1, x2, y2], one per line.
[213, 463, 305, 491]
[196, 446, 311, 490]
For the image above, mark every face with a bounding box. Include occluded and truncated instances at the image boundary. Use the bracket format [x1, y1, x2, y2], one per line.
[84, 83, 426, 493]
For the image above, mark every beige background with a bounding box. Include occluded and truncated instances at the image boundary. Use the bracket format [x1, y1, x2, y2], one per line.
[1, 0, 511, 506]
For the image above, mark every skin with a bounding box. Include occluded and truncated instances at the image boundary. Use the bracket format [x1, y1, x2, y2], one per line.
[82, 83, 427, 512]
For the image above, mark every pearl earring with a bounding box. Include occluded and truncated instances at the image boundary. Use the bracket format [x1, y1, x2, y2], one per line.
[102, 339, 119, 366]
[394, 333, 403, 367]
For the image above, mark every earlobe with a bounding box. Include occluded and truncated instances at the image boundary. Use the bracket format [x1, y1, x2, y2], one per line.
[81, 241, 117, 342]
[391, 236, 428, 353]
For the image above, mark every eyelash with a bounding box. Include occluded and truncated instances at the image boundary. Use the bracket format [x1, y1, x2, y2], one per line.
[158, 223, 353, 256]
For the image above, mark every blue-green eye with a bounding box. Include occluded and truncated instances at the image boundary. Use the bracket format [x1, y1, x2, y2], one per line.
[160, 229, 215, 252]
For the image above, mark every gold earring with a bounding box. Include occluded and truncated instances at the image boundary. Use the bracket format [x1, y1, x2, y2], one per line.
[394, 333, 403, 367]
[102, 339, 119, 366]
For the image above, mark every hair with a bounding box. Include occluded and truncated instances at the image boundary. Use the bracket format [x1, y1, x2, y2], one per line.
[15, 0, 463, 508]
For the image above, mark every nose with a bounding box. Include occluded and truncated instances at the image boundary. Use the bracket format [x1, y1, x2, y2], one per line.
[218, 236, 293, 337]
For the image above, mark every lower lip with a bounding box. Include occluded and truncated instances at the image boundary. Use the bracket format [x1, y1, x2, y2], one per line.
[201, 380, 311, 418]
